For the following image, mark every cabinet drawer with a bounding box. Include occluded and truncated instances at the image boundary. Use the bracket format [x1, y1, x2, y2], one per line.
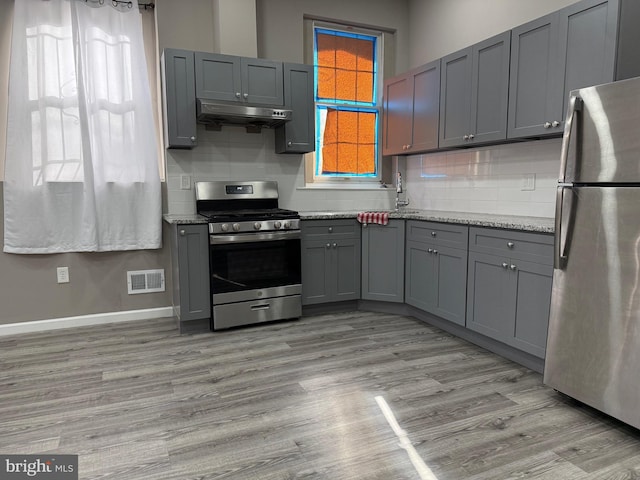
[301, 219, 359, 239]
[469, 227, 553, 264]
[406, 221, 468, 249]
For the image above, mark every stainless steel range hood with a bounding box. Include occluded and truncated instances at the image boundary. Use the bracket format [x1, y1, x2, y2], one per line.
[196, 98, 292, 131]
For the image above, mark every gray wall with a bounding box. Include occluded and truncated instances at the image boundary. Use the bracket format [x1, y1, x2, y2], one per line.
[408, 0, 578, 67]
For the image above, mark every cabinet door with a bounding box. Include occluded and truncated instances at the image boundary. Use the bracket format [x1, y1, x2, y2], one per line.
[175, 224, 211, 322]
[241, 58, 284, 106]
[466, 251, 514, 341]
[405, 241, 437, 311]
[161, 49, 197, 148]
[361, 220, 405, 303]
[512, 259, 553, 358]
[195, 52, 242, 102]
[334, 238, 361, 302]
[432, 245, 467, 326]
[382, 73, 412, 155]
[507, 13, 563, 139]
[301, 239, 332, 305]
[557, 0, 618, 122]
[275, 63, 314, 154]
[470, 32, 511, 144]
[410, 60, 441, 152]
[439, 47, 472, 148]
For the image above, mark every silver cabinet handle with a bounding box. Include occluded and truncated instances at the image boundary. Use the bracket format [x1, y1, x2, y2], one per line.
[552, 120, 560, 127]
[431, 231, 436, 237]
[510, 264, 517, 271]
[428, 248, 433, 253]
[468, 134, 474, 139]
[363, 223, 368, 228]
[190, 136, 196, 142]
[243, 93, 249, 99]
[179, 229, 186, 236]
[433, 250, 438, 255]
[235, 92, 241, 98]
[544, 121, 552, 129]
[328, 227, 333, 233]
[332, 243, 337, 248]
[463, 135, 469, 140]
[406, 144, 412, 149]
[287, 141, 292, 146]
[326, 243, 330, 248]
[507, 242, 514, 248]
[502, 262, 508, 268]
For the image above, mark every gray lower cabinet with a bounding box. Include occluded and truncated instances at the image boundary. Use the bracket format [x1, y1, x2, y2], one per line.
[361, 220, 405, 303]
[466, 227, 553, 358]
[275, 63, 315, 154]
[195, 52, 284, 106]
[161, 49, 197, 148]
[439, 31, 511, 148]
[405, 221, 468, 326]
[301, 220, 360, 305]
[171, 224, 211, 332]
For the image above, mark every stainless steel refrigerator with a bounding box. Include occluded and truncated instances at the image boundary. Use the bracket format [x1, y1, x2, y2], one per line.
[544, 76, 640, 430]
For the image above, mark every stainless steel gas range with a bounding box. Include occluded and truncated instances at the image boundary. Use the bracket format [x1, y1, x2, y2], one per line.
[195, 181, 302, 330]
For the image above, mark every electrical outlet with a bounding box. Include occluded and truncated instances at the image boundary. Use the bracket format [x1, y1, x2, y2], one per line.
[57, 266, 69, 284]
[180, 175, 191, 190]
[521, 173, 536, 191]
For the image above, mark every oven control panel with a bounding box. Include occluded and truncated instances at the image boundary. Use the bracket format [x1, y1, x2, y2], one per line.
[210, 219, 300, 235]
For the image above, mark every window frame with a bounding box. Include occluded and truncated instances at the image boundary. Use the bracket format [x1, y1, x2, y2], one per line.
[309, 21, 384, 186]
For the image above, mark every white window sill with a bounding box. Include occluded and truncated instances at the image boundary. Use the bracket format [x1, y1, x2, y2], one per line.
[299, 183, 392, 191]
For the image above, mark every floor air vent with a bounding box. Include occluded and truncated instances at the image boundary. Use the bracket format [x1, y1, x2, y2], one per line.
[127, 269, 165, 294]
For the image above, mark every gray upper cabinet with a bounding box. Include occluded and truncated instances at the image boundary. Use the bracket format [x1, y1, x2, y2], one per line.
[508, 0, 619, 139]
[301, 220, 360, 305]
[361, 220, 405, 303]
[439, 32, 510, 148]
[466, 227, 554, 358]
[275, 63, 315, 154]
[195, 52, 284, 106]
[382, 60, 440, 156]
[405, 221, 468, 326]
[171, 224, 211, 332]
[161, 49, 197, 149]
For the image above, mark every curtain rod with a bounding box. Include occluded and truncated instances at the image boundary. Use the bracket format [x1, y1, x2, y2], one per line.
[81, 0, 155, 10]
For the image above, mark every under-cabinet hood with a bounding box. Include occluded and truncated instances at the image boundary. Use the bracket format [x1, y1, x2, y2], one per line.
[196, 98, 292, 130]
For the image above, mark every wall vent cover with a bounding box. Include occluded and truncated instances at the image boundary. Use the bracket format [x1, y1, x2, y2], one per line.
[127, 269, 165, 294]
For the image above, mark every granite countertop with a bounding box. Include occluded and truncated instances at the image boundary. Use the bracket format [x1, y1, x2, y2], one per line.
[164, 210, 555, 233]
[299, 209, 555, 233]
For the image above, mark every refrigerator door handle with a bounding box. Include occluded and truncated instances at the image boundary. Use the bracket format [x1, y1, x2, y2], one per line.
[559, 95, 582, 183]
[555, 186, 575, 270]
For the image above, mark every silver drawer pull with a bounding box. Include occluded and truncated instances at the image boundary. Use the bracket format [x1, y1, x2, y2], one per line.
[510, 264, 517, 271]
[502, 262, 509, 268]
[428, 248, 433, 253]
[433, 250, 438, 255]
[179, 229, 186, 236]
[431, 231, 436, 237]
[507, 242, 514, 248]
[251, 304, 270, 311]
[328, 227, 333, 233]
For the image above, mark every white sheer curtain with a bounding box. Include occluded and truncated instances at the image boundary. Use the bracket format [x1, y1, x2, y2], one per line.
[4, 0, 161, 253]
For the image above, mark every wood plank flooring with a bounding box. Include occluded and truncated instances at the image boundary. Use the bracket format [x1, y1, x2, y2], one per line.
[1, 311, 640, 479]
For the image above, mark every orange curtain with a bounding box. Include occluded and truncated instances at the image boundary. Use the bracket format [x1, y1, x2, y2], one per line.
[322, 109, 376, 175]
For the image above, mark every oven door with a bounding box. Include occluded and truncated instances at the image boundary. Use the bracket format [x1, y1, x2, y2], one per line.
[209, 230, 301, 305]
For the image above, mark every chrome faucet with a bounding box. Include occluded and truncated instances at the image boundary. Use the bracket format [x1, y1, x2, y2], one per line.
[395, 172, 410, 210]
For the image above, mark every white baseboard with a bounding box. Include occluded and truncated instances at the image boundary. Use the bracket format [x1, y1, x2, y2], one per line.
[0, 307, 174, 337]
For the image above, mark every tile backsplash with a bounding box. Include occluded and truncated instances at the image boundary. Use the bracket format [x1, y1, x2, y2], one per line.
[166, 126, 560, 218]
[405, 139, 561, 218]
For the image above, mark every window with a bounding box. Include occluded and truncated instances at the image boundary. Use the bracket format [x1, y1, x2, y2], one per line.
[312, 24, 382, 183]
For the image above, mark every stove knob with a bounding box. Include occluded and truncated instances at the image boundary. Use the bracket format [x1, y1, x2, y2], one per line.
[283, 221, 291, 229]
[232, 223, 241, 232]
[221, 223, 229, 232]
[254, 222, 262, 231]
[274, 221, 282, 229]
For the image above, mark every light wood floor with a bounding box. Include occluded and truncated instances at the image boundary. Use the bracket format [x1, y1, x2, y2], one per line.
[1, 311, 639, 479]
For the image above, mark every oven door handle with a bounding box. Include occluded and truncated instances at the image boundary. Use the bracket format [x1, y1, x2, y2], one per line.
[210, 230, 301, 244]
